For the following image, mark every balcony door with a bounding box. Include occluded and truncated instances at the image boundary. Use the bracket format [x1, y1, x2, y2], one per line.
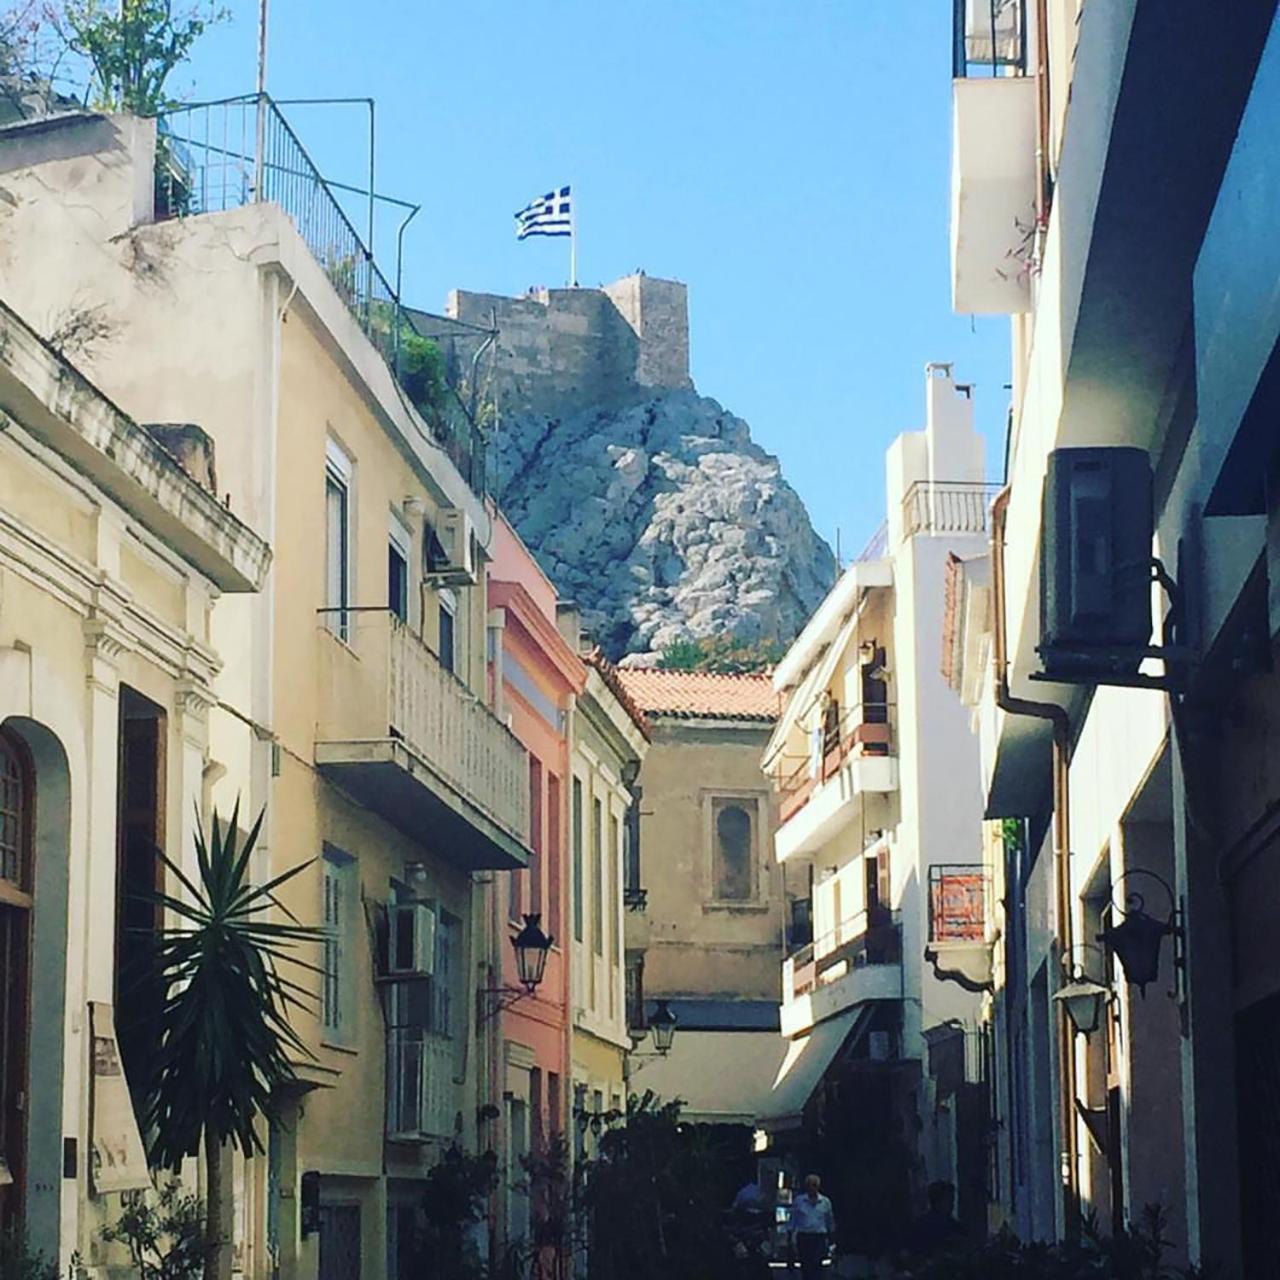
[0, 729, 33, 1232]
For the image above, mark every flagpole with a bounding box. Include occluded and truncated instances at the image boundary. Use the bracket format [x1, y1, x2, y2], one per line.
[570, 186, 578, 287]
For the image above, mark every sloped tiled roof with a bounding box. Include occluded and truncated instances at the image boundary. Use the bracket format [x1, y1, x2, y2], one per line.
[614, 668, 779, 722]
[583, 648, 652, 740]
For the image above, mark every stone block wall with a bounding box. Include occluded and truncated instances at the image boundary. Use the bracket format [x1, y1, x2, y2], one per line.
[447, 273, 691, 418]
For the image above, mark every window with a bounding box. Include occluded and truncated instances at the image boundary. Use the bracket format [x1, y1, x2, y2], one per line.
[572, 778, 584, 944]
[712, 798, 757, 902]
[438, 588, 457, 674]
[0, 729, 32, 1222]
[591, 798, 604, 956]
[623, 787, 642, 901]
[388, 511, 410, 623]
[625, 955, 645, 1031]
[548, 1071, 562, 1139]
[322, 850, 357, 1043]
[530, 1067, 544, 1154]
[573, 1082, 588, 1162]
[529, 758, 543, 918]
[325, 442, 353, 640]
[607, 812, 619, 961]
[547, 775, 562, 940]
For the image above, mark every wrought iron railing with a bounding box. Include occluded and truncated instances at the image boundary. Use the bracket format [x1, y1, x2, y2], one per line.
[953, 0, 1028, 78]
[153, 95, 488, 493]
[901, 480, 1001, 538]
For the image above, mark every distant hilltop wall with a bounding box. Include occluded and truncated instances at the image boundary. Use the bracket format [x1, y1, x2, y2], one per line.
[447, 273, 692, 417]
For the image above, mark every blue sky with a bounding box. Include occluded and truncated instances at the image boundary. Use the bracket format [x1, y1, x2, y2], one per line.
[181, 1, 1010, 557]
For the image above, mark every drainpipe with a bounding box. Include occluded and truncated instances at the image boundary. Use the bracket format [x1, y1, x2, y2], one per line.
[990, 486, 1079, 1235]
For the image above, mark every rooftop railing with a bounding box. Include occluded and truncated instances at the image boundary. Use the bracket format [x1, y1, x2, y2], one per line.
[953, 0, 1028, 78]
[153, 94, 488, 493]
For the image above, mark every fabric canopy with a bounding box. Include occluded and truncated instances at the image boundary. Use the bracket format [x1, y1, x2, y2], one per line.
[755, 1005, 875, 1133]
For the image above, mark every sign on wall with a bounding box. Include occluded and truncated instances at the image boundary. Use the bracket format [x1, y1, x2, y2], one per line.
[89, 1002, 151, 1193]
[929, 871, 986, 942]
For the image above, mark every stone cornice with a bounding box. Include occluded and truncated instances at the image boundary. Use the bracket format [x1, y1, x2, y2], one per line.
[0, 300, 271, 593]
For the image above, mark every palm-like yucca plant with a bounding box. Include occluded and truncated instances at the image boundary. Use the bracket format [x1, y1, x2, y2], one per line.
[142, 803, 323, 1280]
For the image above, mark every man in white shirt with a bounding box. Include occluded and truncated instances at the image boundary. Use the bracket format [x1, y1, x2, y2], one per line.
[789, 1174, 835, 1280]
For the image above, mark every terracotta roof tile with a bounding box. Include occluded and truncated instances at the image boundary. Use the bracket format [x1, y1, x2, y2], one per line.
[613, 668, 779, 722]
[583, 649, 652, 739]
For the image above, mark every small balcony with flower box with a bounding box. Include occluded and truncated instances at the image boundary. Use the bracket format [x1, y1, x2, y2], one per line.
[315, 608, 531, 870]
[781, 908, 903, 1039]
[774, 703, 899, 864]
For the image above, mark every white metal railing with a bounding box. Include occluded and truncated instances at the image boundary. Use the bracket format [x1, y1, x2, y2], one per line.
[387, 616, 529, 841]
[901, 480, 1002, 537]
[386, 1030, 455, 1139]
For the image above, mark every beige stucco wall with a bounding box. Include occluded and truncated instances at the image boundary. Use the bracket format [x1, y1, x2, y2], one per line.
[637, 718, 784, 1001]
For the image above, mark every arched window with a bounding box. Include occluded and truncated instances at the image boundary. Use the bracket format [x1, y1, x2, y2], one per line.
[0, 730, 31, 891]
[0, 727, 33, 1229]
[713, 800, 756, 902]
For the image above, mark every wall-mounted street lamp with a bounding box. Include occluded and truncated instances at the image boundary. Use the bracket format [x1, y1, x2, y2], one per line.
[478, 913, 554, 1021]
[626, 999, 679, 1075]
[1098, 870, 1183, 998]
[1053, 944, 1111, 1038]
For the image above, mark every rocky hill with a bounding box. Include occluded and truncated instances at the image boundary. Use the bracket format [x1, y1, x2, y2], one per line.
[443, 276, 835, 661]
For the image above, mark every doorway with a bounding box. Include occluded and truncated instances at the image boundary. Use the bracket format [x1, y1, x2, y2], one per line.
[115, 688, 166, 1107]
[318, 1202, 362, 1280]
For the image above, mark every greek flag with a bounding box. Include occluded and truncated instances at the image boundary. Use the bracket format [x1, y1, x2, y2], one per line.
[515, 186, 572, 239]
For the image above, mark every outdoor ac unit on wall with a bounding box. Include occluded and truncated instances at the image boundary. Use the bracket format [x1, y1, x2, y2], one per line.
[1039, 447, 1154, 677]
[426, 509, 478, 587]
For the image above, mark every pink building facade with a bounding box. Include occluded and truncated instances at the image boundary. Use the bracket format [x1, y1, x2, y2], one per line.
[486, 515, 584, 1253]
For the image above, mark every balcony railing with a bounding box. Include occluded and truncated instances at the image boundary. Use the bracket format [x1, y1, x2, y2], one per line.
[152, 95, 488, 493]
[784, 909, 901, 1002]
[315, 609, 530, 867]
[953, 0, 1027, 78]
[778, 702, 894, 824]
[387, 1030, 455, 1140]
[901, 481, 1001, 538]
[856, 520, 889, 563]
[928, 864, 988, 943]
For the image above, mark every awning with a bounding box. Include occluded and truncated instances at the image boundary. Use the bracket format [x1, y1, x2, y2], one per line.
[756, 1006, 875, 1133]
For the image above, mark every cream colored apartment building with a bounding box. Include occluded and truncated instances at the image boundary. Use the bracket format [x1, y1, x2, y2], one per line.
[0, 105, 529, 1280]
[0, 300, 270, 1269]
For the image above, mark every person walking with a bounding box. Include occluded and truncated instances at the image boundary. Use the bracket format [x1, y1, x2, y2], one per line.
[789, 1174, 835, 1280]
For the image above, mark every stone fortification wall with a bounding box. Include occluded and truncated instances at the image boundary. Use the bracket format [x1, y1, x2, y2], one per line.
[447, 273, 691, 418]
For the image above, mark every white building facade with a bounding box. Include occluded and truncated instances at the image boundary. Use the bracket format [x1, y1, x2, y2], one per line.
[757, 365, 993, 1246]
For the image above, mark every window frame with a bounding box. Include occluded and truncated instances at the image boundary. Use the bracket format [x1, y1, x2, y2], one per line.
[324, 440, 355, 642]
[321, 847, 358, 1048]
[388, 508, 411, 624]
[437, 586, 457, 674]
[591, 796, 604, 956]
[704, 790, 766, 908]
[571, 776, 585, 944]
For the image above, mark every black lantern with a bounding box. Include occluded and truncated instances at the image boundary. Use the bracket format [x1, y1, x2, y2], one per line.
[511, 913, 553, 993]
[648, 999, 678, 1056]
[1054, 974, 1110, 1037]
[1099, 875, 1179, 997]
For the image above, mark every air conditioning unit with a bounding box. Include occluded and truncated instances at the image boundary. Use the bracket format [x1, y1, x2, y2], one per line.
[388, 902, 436, 977]
[1040, 447, 1154, 677]
[425, 509, 477, 587]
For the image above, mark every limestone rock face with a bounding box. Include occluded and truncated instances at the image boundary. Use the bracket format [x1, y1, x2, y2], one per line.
[491, 388, 836, 659]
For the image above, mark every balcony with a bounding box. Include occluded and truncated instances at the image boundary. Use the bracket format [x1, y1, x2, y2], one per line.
[775, 705, 898, 863]
[950, 1, 1036, 315]
[781, 911, 902, 1039]
[901, 480, 1001, 538]
[386, 1030, 456, 1141]
[923, 864, 993, 993]
[315, 609, 530, 870]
